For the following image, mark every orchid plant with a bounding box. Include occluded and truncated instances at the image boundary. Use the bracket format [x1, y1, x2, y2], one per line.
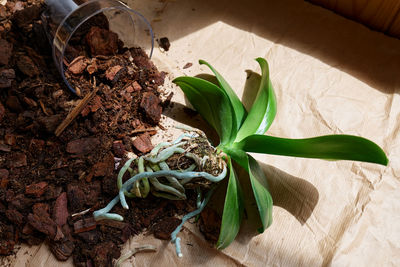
[94, 58, 387, 258]
[172, 58, 388, 249]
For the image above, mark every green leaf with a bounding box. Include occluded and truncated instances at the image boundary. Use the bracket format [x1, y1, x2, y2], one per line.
[173, 77, 237, 144]
[199, 60, 247, 129]
[248, 155, 273, 231]
[235, 58, 277, 142]
[217, 158, 244, 249]
[220, 147, 273, 232]
[234, 134, 389, 165]
[220, 145, 248, 170]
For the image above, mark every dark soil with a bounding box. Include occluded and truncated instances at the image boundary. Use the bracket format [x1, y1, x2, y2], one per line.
[0, 1, 220, 266]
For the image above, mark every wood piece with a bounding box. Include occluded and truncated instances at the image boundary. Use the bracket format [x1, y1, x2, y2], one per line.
[0, 39, 12, 65]
[53, 192, 69, 226]
[55, 86, 99, 136]
[39, 100, 50, 116]
[67, 56, 88, 75]
[66, 137, 100, 155]
[129, 127, 157, 135]
[86, 26, 118, 56]
[74, 217, 97, 234]
[27, 204, 58, 240]
[0, 69, 15, 88]
[25, 181, 48, 198]
[132, 133, 153, 153]
[140, 92, 162, 124]
[0, 102, 5, 122]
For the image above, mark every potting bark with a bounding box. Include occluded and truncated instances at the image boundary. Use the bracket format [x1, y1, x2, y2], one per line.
[0, 1, 209, 266]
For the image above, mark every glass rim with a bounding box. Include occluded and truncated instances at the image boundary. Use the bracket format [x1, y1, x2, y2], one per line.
[51, 0, 154, 94]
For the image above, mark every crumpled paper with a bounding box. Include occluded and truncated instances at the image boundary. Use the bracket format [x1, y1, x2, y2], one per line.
[4, 0, 400, 266]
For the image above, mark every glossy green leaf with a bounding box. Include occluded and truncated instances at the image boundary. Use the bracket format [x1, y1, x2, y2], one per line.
[217, 158, 244, 249]
[199, 60, 247, 129]
[235, 58, 277, 142]
[173, 77, 237, 144]
[220, 145, 248, 170]
[220, 147, 273, 231]
[248, 155, 273, 231]
[234, 134, 388, 165]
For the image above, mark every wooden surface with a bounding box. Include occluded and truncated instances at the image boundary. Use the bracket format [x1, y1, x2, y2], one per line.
[308, 0, 400, 38]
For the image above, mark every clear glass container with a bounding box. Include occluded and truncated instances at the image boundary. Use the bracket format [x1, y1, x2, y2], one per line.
[41, 0, 154, 94]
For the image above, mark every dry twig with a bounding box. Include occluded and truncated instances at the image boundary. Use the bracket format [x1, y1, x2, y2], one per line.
[55, 85, 99, 136]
